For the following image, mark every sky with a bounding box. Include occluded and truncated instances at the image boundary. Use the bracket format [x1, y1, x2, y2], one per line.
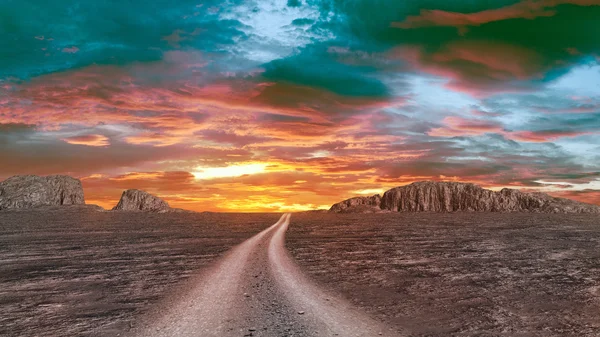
[1, 0, 599, 211]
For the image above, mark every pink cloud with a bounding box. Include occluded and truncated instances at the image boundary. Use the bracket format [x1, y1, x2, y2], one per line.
[62, 46, 79, 54]
[428, 116, 505, 137]
[389, 43, 541, 97]
[509, 130, 592, 142]
[393, 0, 600, 30]
[428, 116, 593, 142]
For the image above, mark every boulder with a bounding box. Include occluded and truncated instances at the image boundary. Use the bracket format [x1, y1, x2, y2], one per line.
[330, 181, 600, 214]
[112, 189, 171, 212]
[0, 175, 85, 210]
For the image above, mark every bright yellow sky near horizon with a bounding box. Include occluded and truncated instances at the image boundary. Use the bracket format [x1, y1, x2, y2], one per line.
[80, 161, 600, 212]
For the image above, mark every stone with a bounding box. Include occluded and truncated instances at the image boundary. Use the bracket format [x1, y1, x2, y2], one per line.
[112, 189, 171, 212]
[330, 181, 600, 214]
[0, 175, 85, 210]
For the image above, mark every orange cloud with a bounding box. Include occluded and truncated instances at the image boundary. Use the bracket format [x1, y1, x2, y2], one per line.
[393, 0, 600, 30]
[1, 60, 396, 148]
[548, 189, 600, 205]
[62, 134, 110, 147]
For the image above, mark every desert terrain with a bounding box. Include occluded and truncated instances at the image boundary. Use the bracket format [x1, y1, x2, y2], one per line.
[1, 210, 599, 336]
[0, 210, 279, 336]
[287, 212, 600, 336]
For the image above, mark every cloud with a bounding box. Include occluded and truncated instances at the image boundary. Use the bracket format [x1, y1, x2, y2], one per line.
[0, 122, 244, 178]
[196, 129, 275, 147]
[388, 43, 543, 97]
[1, 0, 599, 210]
[62, 134, 110, 147]
[0, 122, 36, 133]
[261, 45, 390, 98]
[352, 2, 600, 96]
[510, 130, 593, 142]
[394, 0, 600, 30]
[62, 46, 79, 54]
[162, 28, 202, 48]
[219, 0, 330, 63]
[428, 116, 505, 137]
[428, 114, 598, 142]
[548, 189, 600, 205]
[0, 0, 247, 79]
[287, 0, 302, 7]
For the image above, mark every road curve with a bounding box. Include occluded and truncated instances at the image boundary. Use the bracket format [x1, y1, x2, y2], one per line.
[128, 213, 395, 337]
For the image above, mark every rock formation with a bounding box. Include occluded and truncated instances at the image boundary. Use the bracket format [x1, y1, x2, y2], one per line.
[330, 181, 600, 214]
[328, 195, 382, 213]
[112, 189, 171, 212]
[0, 175, 85, 210]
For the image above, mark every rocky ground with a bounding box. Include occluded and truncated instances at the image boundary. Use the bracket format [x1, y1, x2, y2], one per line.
[1, 211, 599, 336]
[286, 212, 600, 337]
[0, 210, 279, 336]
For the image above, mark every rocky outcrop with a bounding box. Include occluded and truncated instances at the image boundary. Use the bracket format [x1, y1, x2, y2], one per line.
[0, 175, 85, 210]
[329, 195, 382, 213]
[3, 204, 106, 213]
[330, 181, 600, 214]
[112, 189, 171, 212]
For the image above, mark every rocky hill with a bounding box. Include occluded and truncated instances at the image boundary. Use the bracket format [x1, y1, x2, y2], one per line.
[0, 175, 85, 210]
[330, 181, 600, 214]
[328, 195, 383, 213]
[112, 189, 173, 212]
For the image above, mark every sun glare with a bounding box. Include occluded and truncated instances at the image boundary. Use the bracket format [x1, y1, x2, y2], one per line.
[192, 163, 268, 180]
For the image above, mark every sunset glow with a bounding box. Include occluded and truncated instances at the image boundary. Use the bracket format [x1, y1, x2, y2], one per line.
[192, 163, 269, 180]
[1, 0, 598, 211]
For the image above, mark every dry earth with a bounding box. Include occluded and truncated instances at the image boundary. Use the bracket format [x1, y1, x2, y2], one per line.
[0, 210, 279, 336]
[286, 212, 600, 337]
[1, 211, 599, 336]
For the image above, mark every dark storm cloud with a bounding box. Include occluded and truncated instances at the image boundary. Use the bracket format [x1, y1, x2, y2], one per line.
[310, 0, 600, 93]
[0, 0, 247, 79]
[261, 44, 390, 98]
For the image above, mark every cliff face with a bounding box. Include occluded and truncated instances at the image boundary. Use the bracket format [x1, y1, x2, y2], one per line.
[112, 189, 171, 212]
[0, 175, 85, 210]
[330, 181, 600, 214]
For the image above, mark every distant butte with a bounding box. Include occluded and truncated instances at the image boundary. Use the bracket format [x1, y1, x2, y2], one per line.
[112, 189, 191, 213]
[112, 189, 170, 212]
[0, 175, 86, 210]
[330, 181, 600, 214]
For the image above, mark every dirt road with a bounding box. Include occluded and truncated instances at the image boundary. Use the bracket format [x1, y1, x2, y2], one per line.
[129, 213, 393, 337]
